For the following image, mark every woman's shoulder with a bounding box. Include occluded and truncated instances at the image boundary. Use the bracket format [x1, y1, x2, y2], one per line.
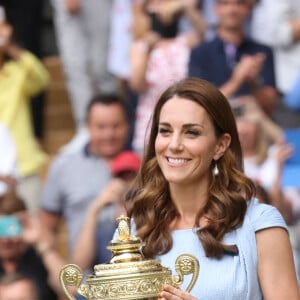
[245, 198, 287, 233]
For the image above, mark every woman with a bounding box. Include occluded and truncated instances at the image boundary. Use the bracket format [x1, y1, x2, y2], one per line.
[235, 107, 295, 224]
[127, 78, 299, 299]
[129, 0, 206, 154]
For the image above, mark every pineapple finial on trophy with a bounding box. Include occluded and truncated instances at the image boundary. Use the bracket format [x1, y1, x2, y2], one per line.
[116, 215, 131, 241]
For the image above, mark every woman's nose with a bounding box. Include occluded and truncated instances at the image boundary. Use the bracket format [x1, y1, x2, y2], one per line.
[168, 134, 183, 152]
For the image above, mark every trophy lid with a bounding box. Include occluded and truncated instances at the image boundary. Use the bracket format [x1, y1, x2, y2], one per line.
[93, 215, 169, 278]
[106, 215, 144, 264]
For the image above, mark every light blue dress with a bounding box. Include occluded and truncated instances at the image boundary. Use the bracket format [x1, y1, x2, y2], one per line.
[131, 199, 287, 299]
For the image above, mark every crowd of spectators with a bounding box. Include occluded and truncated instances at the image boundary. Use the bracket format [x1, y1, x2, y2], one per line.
[0, 0, 300, 298]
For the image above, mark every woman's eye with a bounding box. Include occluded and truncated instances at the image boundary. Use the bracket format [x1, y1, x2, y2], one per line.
[186, 130, 200, 136]
[158, 127, 170, 135]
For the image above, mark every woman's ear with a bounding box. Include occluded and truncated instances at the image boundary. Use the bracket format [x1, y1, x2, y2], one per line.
[213, 133, 231, 160]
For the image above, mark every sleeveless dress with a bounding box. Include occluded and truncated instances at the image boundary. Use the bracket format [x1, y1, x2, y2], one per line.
[130, 198, 287, 299]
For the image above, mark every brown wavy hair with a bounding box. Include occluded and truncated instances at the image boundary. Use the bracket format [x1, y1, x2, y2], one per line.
[128, 77, 255, 259]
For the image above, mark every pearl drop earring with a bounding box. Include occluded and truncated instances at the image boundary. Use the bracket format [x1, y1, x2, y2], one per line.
[213, 163, 219, 176]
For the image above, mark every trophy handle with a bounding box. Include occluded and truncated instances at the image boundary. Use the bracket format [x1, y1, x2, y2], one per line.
[172, 254, 200, 293]
[59, 264, 87, 300]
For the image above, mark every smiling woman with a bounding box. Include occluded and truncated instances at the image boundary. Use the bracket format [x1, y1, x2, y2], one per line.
[125, 78, 300, 299]
[155, 96, 231, 188]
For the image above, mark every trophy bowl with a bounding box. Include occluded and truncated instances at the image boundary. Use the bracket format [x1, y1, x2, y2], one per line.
[60, 216, 199, 300]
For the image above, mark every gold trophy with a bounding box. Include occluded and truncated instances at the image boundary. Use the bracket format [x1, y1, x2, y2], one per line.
[60, 216, 199, 300]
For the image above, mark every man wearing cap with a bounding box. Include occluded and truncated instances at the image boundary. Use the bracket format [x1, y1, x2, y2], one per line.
[111, 150, 141, 182]
[40, 94, 129, 258]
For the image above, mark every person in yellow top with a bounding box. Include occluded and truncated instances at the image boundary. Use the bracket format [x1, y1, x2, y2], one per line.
[0, 17, 49, 214]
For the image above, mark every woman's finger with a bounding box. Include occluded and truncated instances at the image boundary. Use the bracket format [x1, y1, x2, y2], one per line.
[160, 284, 198, 300]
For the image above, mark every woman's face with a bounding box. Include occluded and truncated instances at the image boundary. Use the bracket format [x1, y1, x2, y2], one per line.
[155, 96, 228, 187]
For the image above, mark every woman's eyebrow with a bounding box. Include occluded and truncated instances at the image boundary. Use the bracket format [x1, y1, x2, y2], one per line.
[159, 122, 204, 128]
[182, 123, 204, 129]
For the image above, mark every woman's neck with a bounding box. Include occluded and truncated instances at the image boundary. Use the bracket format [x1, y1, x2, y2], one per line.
[169, 182, 209, 229]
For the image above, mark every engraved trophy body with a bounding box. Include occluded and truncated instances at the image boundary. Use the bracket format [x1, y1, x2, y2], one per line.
[60, 216, 199, 300]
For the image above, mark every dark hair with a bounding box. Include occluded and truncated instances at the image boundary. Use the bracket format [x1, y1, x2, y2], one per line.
[128, 77, 255, 259]
[85, 94, 127, 121]
[0, 192, 26, 214]
[143, 0, 182, 39]
[149, 12, 179, 38]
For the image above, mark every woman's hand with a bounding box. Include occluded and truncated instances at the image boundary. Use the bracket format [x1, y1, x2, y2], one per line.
[158, 285, 198, 300]
[275, 142, 294, 170]
[0, 21, 24, 60]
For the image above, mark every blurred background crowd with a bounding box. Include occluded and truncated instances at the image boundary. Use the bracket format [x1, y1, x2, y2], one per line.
[0, 0, 299, 299]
